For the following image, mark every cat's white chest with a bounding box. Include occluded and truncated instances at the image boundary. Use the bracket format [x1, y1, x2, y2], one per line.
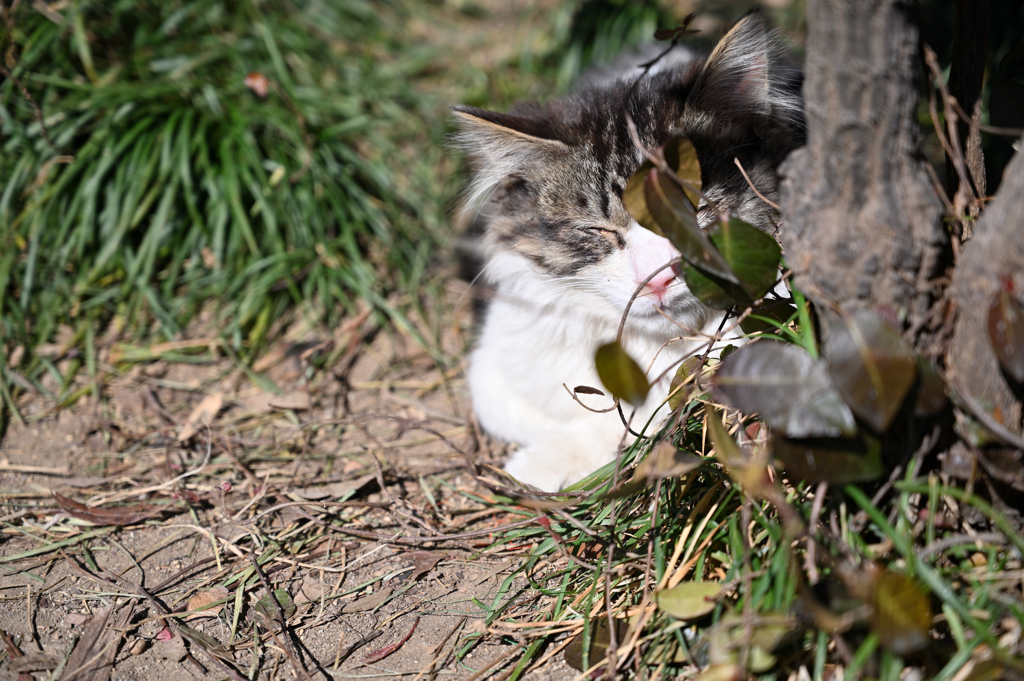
[467, 258, 715, 491]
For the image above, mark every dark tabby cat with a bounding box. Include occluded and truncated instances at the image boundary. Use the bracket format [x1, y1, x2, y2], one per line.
[454, 13, 803, 491]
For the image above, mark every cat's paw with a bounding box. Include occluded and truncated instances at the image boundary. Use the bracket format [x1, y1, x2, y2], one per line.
[503, 441, 614, 492]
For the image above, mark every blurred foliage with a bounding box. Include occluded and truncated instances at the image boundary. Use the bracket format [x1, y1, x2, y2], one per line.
[0, 0, 451, 417]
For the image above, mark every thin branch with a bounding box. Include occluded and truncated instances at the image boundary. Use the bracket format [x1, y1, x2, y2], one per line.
[734, 157, 779, 209]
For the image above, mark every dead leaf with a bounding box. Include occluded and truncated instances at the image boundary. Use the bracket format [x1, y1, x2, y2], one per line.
[292, 473, 375, 501]
[185, 587, 229, 619]
[9, 653, 63, 673]
[60, 602, 133, 681]
[244, 71, 269, 98]
[53, 492, 162, 526]
[268, 391, 310, 411]
[406, 551, 444, 580]
[177, 391, 224, 441]
[341, 586, 393, 614]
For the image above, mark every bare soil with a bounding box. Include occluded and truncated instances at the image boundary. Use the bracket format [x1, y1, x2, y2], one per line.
[0, 279, 577, 680]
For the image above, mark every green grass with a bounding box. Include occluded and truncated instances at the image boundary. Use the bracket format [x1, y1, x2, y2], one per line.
[0, 0, 451, 422]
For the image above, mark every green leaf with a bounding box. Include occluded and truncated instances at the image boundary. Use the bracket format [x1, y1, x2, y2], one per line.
[682, 217, 781, 309]
[707, 612, 792, 673]
[823, 309, 917, 432]
[644, 169, 738, 282]
[254, 589, 296, 625]
[668, 356, 703, 411]
[773, 433, 883, 484]
[656, 581, 721, 620]
[713, 341, 857, 438]
[595, 341, 650, 406]
[987, 288, 1024, 383]
[870, 571, 931, 655]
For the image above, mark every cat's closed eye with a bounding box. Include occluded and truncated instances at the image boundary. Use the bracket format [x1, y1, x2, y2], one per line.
[579, 225, 626, 247]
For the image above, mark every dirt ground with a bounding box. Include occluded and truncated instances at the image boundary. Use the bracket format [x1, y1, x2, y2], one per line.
[0, 276, 583, 680]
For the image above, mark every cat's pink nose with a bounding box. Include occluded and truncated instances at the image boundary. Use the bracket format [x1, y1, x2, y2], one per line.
[644, 269, 676, 301]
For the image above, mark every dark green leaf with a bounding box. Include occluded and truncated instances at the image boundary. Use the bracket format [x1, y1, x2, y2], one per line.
[713, 341, 857, 438]
[739, 297, 797, 334]
[656, 581, 721, 620]
[710, 218, 781, 299]
[823, 309, 917, 432]
[595, 341, 650, 406]
[681, 218, 781, 309]
[987, 288, 1024, 383]
[682, 266, 743, 309]
[254, 589, 296, 624]
[645, 169, 738, 283]
[564, 618, 626, 672]
[773, 433, 883, 484]
[870, 571, 931, 655]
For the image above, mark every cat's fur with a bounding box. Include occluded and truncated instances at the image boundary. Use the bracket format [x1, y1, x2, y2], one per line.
[454, 13, 803, 491]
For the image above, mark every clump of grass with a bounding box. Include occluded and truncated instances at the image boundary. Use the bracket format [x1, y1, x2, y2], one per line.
[0, 0, 446, 420]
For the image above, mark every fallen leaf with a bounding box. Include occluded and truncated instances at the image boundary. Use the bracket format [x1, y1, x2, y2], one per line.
[406, 551, 443, 581]
[53, 492, 162, 526]
[268, 391, 310, 411]
[253, 589, 296, 625]
[244, 71, 269, 98]
[341, 586, 393, 614]
[186, 587, 229, 619]
[61, 602, 134, 681]
[292, 473, 376, 501]
[177, 391, 224, 441]
[363, 617, 420, 663]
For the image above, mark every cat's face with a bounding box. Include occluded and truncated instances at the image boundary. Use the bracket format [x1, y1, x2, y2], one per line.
[455, 13, 803, 338]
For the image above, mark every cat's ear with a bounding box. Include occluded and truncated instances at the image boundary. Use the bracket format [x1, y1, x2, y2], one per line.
[452, 105, 570, 209]
[687, 12, 802, 125]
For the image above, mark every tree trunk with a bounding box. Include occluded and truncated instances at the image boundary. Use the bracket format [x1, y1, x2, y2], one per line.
[948, 135, 1024, 430]
[778, 0, 945, 342]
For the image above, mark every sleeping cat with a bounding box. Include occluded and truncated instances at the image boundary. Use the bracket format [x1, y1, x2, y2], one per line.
[454, 13, 803, 492]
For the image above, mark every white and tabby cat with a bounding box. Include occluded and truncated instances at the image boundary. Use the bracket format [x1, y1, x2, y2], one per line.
[454, 13, 803, 491]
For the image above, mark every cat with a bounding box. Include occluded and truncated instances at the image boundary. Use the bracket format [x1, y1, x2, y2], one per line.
[453, 12, 804, 492]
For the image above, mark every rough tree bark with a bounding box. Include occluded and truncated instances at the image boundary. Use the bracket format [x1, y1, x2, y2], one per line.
[949, 139, 1024, 430]
[778, 0, 945, 340]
